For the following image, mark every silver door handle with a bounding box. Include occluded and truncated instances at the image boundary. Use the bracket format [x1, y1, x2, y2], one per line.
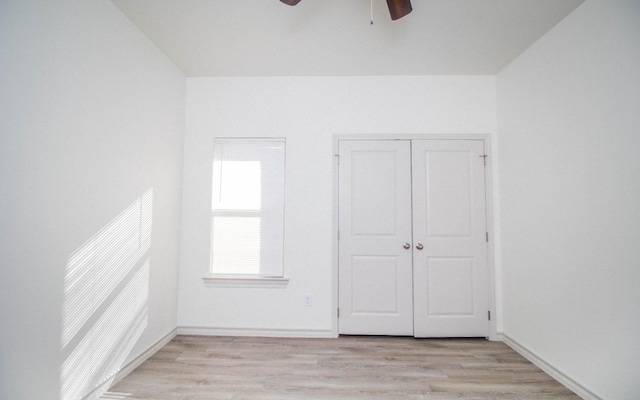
[403, 242, 411, 249]
[416, 243, 424, 250]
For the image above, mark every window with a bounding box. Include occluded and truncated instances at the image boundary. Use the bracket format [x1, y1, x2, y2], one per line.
[206, 139, 286, 285]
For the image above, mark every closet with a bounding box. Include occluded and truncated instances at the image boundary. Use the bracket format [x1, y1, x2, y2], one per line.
[338, 139, 489, 337]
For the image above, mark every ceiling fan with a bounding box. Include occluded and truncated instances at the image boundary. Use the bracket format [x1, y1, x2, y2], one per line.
[280, 0, 413, 21]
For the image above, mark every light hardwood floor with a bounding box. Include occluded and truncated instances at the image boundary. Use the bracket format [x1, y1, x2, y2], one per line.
[107, 335, 581, 400]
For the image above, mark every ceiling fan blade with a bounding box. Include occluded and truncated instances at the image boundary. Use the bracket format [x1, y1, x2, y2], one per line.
[280, 0, 302, 5]
[386, 0, 412, 20]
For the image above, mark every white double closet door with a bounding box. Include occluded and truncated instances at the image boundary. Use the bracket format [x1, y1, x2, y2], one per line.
[338, 139, 489, 337]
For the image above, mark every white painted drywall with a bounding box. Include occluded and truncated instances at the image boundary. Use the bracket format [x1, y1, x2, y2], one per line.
[178, 76, 499, 335]
[497, 1, 640, 398]
[0, 0, 185, 398]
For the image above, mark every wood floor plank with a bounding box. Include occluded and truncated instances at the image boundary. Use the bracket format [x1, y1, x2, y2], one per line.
[109, 336, 581, 400]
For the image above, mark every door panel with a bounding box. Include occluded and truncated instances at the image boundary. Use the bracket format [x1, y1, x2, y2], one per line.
[425, 151, 473, 237]
[350, 150, 400, 236]
[425, 257, 474, 316]
[338, 140, 413, 335]
[412, 140, 489, 337]
[351, 256, 401, 314]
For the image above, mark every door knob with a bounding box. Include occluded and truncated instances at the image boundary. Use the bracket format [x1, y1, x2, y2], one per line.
[403, 242, 411, 249]
[416, 243, 424, 250]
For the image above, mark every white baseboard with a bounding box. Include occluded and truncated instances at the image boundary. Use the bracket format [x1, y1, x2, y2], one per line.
[111, 328, 177, 386]
[498, 333, 601, 400]
[178, 325, 336, 338]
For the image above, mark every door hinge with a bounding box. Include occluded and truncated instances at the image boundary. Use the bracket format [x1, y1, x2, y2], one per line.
[337, 308, 340, 318]
[337, 230, 340, 241]
[480, 154, 488, 166]
[335, 154, 340, 165]
[488, 310, 491, 321]
[486, 232, 489, 242]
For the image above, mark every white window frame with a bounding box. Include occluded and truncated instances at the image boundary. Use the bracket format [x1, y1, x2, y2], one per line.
[203, 138, 288, 288]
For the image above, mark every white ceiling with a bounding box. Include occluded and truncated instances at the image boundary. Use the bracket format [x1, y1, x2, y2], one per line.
[112, 0, 584, 77]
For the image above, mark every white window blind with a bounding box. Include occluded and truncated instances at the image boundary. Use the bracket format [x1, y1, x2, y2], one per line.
[210, 139, 285, 277]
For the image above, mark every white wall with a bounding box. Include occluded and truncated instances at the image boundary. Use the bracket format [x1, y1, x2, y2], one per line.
[497, 1, 640, 399]
[179, 76, 498, 336]
[0, 1, 185, 398]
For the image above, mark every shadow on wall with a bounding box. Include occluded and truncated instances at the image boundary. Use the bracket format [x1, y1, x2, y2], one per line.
[60, 189, 153, 400]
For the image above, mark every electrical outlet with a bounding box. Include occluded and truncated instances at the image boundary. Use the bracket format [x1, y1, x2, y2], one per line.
[304, 294, 312, 307]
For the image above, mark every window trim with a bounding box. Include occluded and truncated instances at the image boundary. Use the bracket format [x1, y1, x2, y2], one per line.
[202, 274, 289, 288]
[204, 138, 287, 287]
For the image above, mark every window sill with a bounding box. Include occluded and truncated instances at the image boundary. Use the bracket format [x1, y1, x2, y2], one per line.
[202, 274, 289, 289]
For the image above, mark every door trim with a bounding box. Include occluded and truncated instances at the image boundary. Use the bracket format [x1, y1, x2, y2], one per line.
[331, 134, 498, 340]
